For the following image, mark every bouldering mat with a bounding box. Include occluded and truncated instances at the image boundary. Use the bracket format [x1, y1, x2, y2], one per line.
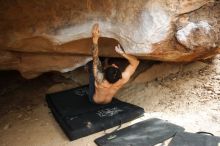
[168, 132, 220, 146]
[95, 118, 184, 146]
[46, 85, 144, 141]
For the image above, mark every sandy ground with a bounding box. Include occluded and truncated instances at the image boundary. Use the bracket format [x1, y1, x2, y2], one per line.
[0, 55, 219, 146]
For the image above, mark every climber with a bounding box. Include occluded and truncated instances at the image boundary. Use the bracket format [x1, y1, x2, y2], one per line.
[87, 23, 139, 104]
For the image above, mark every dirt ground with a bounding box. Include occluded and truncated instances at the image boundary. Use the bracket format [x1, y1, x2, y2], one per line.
[0, 55, 219, 146]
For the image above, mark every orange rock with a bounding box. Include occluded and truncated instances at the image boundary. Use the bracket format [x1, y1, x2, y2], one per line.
[0, 0, 219, 78]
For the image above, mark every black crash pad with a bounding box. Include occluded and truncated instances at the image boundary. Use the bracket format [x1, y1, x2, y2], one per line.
[169, 132, 220, 146]
[46, 85, 144, 141]
[95, 118, 185, 146]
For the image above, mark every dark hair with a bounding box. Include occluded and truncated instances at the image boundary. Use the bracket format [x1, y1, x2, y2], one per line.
[104, 66, 122, 83]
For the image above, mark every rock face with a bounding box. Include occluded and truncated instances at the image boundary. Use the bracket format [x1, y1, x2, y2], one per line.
[0, 0, 219, 78]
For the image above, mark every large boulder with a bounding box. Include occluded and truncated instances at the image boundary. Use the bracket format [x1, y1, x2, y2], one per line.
[0, 0, 219, 78]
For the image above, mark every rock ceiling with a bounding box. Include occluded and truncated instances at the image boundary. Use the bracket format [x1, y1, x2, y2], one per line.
[0, 0, 219, 78]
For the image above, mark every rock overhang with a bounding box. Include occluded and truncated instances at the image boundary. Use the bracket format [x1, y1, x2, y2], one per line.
[0, 0, 219, 78]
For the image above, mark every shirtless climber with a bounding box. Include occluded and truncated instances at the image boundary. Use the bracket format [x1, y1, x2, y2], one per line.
[87, 23, 139, 104]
